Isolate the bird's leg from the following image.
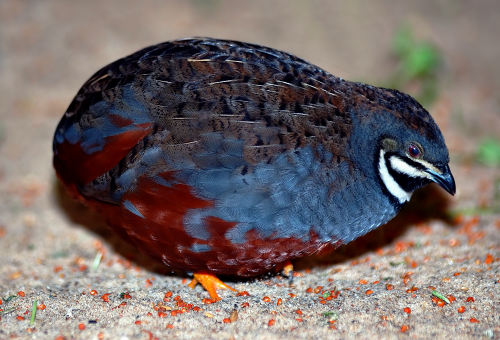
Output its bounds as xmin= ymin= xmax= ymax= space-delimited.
xmin=188 ymin=272 xmax=237 ymax=302
xmin=282 ymin=261 xmax=294 ymax=285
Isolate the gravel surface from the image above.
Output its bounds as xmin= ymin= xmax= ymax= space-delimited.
xmin=0 ymin=1 xmax=498 ymax=339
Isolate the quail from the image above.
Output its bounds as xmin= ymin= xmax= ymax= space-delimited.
xmin=53 ymin=38 xmax=455 ymax=301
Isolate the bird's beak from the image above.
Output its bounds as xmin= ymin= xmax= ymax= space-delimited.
xmin=426 ymin=164 xmax=456 ymax=195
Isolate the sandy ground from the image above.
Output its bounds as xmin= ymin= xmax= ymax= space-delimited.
xmin=0 ymin=1 xmax=498 ymax=339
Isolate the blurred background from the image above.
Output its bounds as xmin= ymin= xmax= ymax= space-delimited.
xmin=0 ymin=1 xmax=498 ymax=338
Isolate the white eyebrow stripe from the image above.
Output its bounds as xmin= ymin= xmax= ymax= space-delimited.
xmin=389 ymin=156 xmax=433 ymax=180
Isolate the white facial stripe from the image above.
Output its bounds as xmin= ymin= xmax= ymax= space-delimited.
xmin=389 ymin=156 xmax=433 ymax=180
xmin=411 ymin=158 xmax=441 ymax=174
xmin=378 ymin=150 xmax=411 ymax=203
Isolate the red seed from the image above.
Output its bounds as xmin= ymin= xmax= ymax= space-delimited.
xmin=289 ymin=293 xmax=296 ymax=298
xmin=386 ymin=284 xmax=394 ymax=291
xmin=466 ymin=297 xmax=475 ymax=302
xmin=16 ymin=315 xmax=25 ymax=321
xmin=166 ymin=324 xmax=174 ymax=329
xmin=78 ymin=323 xmax=85 ymax=330
xmin=241 ymin=302 xmax=249 ymax=308
xmin=158 ymin=312 xmax=166 ymax=318
xmin=448 ymin=295 xmax=456 ymax=303
xmin=277 ymin=298 xmax=282 ymax=306
xmin=17 ymin=291 xmax=25 ymax=297
xmin=401 ymin=325 xmax=409 ymax=333
xmin=237 ymin=291 xmax=250 ymax=297
xmin=485 ymin=254 xmax=493 ymax=264
xmin=101 ymin=293 xmax=110 ymax=302
xmin=90 ymin=290 xmax=98 ymax=296
xmin=358 ymin=279 xmax=368 ymax=285
xmin=223 ymin=318 xmax=231 ymax=323
xmin=262 ymin=296 xmax=271 ymax=302
xmin=268 ymin=319 xmax=275 ymax=326
xmin=295 ymin=309 xmax=303 ymax=315
xmin=37 ymin=304 xmax=46 ymax=310
xmin=403 ymin=307 xmax=411 ymax=314
xmin=164 ymin=291 xmax=172 ymax=298
xmin=135 ymin=320 xmax=141 ymax=325
xmin=458 ymin=306 xmax=466 ymax=313
xmin=365 ymin=290 xmax=374 ymax=295
xmin=470 ymin=318 xmax=480 ymax=323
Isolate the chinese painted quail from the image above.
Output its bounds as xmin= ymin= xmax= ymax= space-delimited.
xmin=53 ymin=38 xmax=455 ymax=300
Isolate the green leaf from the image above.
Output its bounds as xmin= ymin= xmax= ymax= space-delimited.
xmin=432 ymin=290 xmax=451 ymax=304
xmin=476 ymin=138 xmax=500 ymax=167
xmin=404 ymin=43 xmax=440 ymax=78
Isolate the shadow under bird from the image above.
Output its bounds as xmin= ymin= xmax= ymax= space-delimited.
xmin=53 ymin=38 xmax=455 ymax=301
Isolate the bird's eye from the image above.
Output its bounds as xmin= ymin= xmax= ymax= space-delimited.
xmin=408 ymin=143 xmax=422 ymax=158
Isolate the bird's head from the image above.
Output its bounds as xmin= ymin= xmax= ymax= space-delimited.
xmin=349 ymin=86 xmax=455 ymax=206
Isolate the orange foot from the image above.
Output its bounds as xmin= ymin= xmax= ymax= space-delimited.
xmin=283 ymin=261 xmax=294 ymax=277
xmin=188 ymin=272 xmax=237 ymax=302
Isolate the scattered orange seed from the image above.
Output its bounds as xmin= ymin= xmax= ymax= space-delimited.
xmin=53 ymin=266 xmax=63 ymax=273
xmin=223 ymin=318 xmax=231 ymax=323
xmin=277 ymin=298 xmax=282 ymax=306
xmin=403 ymin=307 xmax=411 ymax=314
xmin=17 ymin=291 xmax=25 ymax=297
xmin=359 ymin=279 xmax=368 ymax=284
xmin=401 ymin=325 xmax=409 ymax=333
xmin=381 ymin=315 xmax=388 ymax=321
xmin=268 ymin=319 xmax=275 ymax=326
xmin=365 ymin=290 xmax=374 ymax=295
xmin=485 ymin=254 xmax=493 ymax=264
xmin=448 ymin=295 xmax=456 ymax=303
xmin=386 ymin=284 xmax=394 ymax=291
xmin=262 ymin=296 xmax=271 ymax=302
xmin=145 ymin=279 xmax=153 ymax=287
xmin=458 ymin=306 xmax=466 ymax=313
xmin=437 ymin=300 xmax=445 ymax=307
xmin=295 ymin=309 xmax=303 ymax=315
xmin=55 ymin=336 xmax=66 ymax=340
xmin=101 ymin=293 xmax=110 ymax=302
xmin=37 ymin=304 xmax=46 ymax=310
xmin=306 ymin=287 xmax=313 ymax=293
xmin=165 ymin=291 xmax=172 ymax=298
xmin=372 ymin=280 xmax=380 ymax=284
xmin=78 ymin=323 xmax=85 ymax=330
xmin=314 ymin=286 xmax=323 ymax=294
xmin=135 ymin=320 xmax=141 ymax=325
xmin=236 ymin=291 xmax=249 ymax=297
xmin=453 ymin=272 xmax=461 ymax=276
xmin=289 ymin=293 xmax=296 ymax=298
xmin=166 ymin=324 xmax=174 ymax=329
xmin=296 ymin=318 xmax=303 ymax=322
xmin=16 ymin=315 xmax=25 ymax=321
xmin=466 ymin=297 xmax=475 ymax=302
xmin=90 ymin=290 xmax=98 ymax=296
xmin=158 ymin=312 xmax=166 ymax=318
xmin=241 ymin=302 xmax=249 ymax=308
xmin=470 ymin=318 xmax=480 ymax=323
